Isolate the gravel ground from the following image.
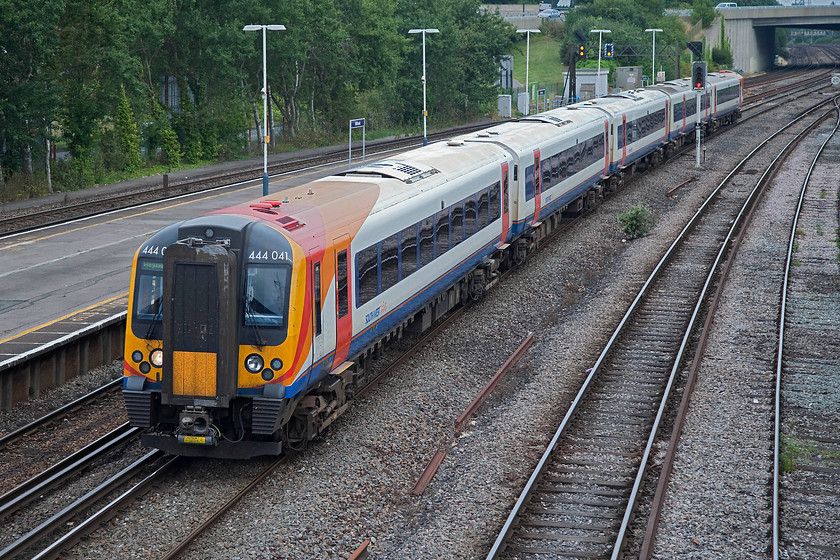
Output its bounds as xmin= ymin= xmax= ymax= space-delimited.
xmin=1 ymin=80 xmax=833 ymax=560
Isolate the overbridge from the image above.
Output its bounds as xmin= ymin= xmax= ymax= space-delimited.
xmin=719 ymin=5 xmax=840 ymax=73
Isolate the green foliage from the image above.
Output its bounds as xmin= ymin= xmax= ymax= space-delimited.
xmin=780 ymin=434 xmax=800 ymax=472
xmin=712 ymin=46 xmax=733 ymax=66
xmin=0 ymin=0 xmax=517 ymax=190
xmin=618 ymin=203 xmax=654 ymax=239
xmin=160 ymin=127 xmax=182 ymax=168
xmin=564 ymin=0 xmax=687 ymax=82
xmin=116 ymin=88 xmax=143 ymax=172
xmin=775 ymin=28 xmax=789 ymax=57
xmin=692 ymin=0 xmax=716 ymax=28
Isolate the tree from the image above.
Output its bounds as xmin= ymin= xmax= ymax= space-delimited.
xmin=0 ymin=0 xmax=64 ymax=180
xmin=116 ymin=88 xmax=142 ymax=171
xmin=564 ymin=0 xmax=686 ymax=82
xmin=57 ymin=0 xmax=135 ymax=185
xmin=392 ymin=0 xmax=515 ymax=125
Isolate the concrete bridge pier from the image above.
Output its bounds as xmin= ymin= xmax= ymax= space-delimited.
xmin=726 ymin=18 xmax=775 ymax=74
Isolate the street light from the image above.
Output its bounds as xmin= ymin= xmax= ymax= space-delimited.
xmin=590 ymin=29 xmax=611 ymax=96
xmin=408 ymin=28 xmax=439 ymax=146
xmin=243 ymin=24 xmax=286 ymax=196
xmin=517 ymin=29 xmax=540 ymax=110
xmin=645 ymin=28 xmax=663 ymax=83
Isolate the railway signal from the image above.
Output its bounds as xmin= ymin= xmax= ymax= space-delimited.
xmin=578 ymin=43 xmax=586 ymax=58
xmin=687 ymin=41 xmax=703 ymax=59
xmin=692 ymin=61 xmax=707 ymax=90
xmin=604 ymin=43 xmax=614 ymax=58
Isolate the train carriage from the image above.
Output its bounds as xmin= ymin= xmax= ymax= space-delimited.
xmin=574 ymin=91 xmax=669 ymax=174
xmin=708 ymin=71 xmax=743 ymax=127
xmin=456 ymin=105 xmax=609 ymax=235
xmin=124 ymin=140 xmax=520 ymax=458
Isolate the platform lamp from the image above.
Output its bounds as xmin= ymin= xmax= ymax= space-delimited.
xmin=243 ymin=24 xmax=286 ymax=196
xmin=517 ymin=29 xmax=540 ymax=108
xmin=590 ymin=29 xmax=611 ymax=95
xmin=408 ymin=28 xmax=439 ymax=146
xmin=645 ymin=28 xmax=664 ymax=83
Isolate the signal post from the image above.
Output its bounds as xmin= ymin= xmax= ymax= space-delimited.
xmin=692 ymin=61 xmax=707 ymax=168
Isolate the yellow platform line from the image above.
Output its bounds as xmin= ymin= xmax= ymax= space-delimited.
xmin=0 ymin=292 xmax=129 ymax=345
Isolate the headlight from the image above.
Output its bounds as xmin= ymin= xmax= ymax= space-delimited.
xmin=150 ymin=349 xmax=164 ymax=368
xmin=245 ymin=354 xmax=264 ymax=373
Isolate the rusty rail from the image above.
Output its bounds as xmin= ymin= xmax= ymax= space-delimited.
xmin=455 ymin=332 xmax=534 ymax=433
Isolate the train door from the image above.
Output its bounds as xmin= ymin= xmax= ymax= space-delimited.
xmin=603 ymin=123 xmax=610 ymax=178
xmin=682 ymin=94 xmax=687 ymax=131
xmin=713 ymin=86 xmax=718 ymax=116
xmin=309 ymin=248 xmax=327 ymax=372
xmin=333 ymin=237 xmax=352 ymax=366
xmin=621 ymin=114 xmax=628 ymax=167
xmin=499 ymin=162 xmax=510 ymax=246
xmin=533 ymin=149 xmax=542 ymax=223
xmin=665 ymin=100 xmax=670 ymax=140
xmin=162 ymin=241 xmax=238 ymax=405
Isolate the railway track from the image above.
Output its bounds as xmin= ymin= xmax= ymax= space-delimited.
xmin=485 ymin=95 xmax=840 ymax=560
xmin=0 ymin=449 xmax=172 ymax=560
xmin=773 ymin=100 xmax=840 ymax=560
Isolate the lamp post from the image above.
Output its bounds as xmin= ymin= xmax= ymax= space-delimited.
xmin=645 ymin=28 xmax=663 ymax=83
xmin=408 ymin=28 xmax=439 ymax=146
xmin=590 ymin=29 xmax=610 ymax=96
xmin=517 ymin=29 xmax=540 ymax=110
xmin=243 ymin=24 xmax=286 ymax=196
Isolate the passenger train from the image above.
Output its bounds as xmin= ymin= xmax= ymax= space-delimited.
xmin=122 ymin=71 xmax=742 ymax=458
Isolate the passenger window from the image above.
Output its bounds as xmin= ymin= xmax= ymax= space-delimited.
xmin=357 ymin=244 xmax=379 ymax=306
xmin=381 ymin=233 xmax=400 ymax=292
xmin=435 ymin=208 xmax=450 ymax=257
xmin=490 ymin=182 xmax=502 ymax=220
xmin=477 ymin=191 xmax=489 ymax=230
xmin=464 ymin=196 xmax=477 ymax=237
xmin=419 ymin=216 xmax=435 ymax=267
xmin=451 ymin=201 xmax=464 ymax=247
xmin=400 ymin=224 xmax=418 ymax=279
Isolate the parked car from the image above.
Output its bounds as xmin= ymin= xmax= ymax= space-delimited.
xmin=538 ymin=8 xmax=563 ymax=18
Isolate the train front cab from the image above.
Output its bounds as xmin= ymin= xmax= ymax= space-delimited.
xmin=123 ymin=217 xmax=308 ymax=458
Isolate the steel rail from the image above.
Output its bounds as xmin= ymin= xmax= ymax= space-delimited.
xmin=158 ymin=454 xmax=286 ymax=560
xmin=612 ymin=95 xmax=839 ymax=560
xmin=484 ymin=94 xmax=840 ymax=560
xmin=0 ymin=123 xmax=494 ymax=238
xmin=0 ymin=423 xmax=138 ymax=521
xmin=29 ymin=452 xmax=178 ymax=560
xmin=0 ymin=377 xmax=122 ymax=450
xmin=772 ymin=97 xmax=840 ymax=560
xmin=0 ymin=450 xmax=169 ymax=559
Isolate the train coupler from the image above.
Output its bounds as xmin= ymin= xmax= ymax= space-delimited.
xmin=175 ymin=406 xmax=216 ymax=445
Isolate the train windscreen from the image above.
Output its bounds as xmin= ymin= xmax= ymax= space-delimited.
xmin=244 ymin=264 xmax=292 ymax=327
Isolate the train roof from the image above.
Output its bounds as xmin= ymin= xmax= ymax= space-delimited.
xmin=450 ymin=106 xmax=605 ymax=152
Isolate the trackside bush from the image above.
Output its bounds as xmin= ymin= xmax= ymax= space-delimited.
xmin=618 ymin=204 xmax=654 ymax=239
